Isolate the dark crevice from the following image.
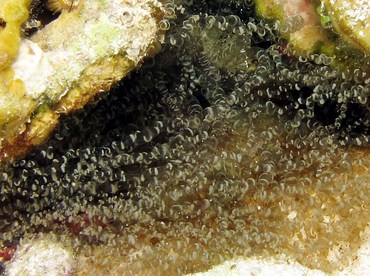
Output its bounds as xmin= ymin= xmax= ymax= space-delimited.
xmin=24 ymin=0 xmax=60 ymax=37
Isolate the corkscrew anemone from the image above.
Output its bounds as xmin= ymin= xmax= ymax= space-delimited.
xmin=1 ymin=0 xmax=369 ymax=274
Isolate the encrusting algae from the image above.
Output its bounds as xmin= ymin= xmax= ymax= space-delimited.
xmin=1 ymin=0 xmax=370 ymax=275
xmin=0 ymin=0 xmax=31 ymax=70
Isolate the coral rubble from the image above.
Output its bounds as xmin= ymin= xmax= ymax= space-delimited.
xmin=1 ymin=0 xmax=369 ymax=275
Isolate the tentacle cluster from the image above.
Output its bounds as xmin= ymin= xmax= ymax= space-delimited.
xmin=1 ymin=1 xmax=369 ymax=275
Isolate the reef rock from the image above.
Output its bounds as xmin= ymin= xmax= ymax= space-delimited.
xmin=6 ymin=234 xmax=75 ymax=276
xmin=0 ymin=0 xmax=165 ymax=162
xmin=256 ymin=0 xmax=370 ymax=70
